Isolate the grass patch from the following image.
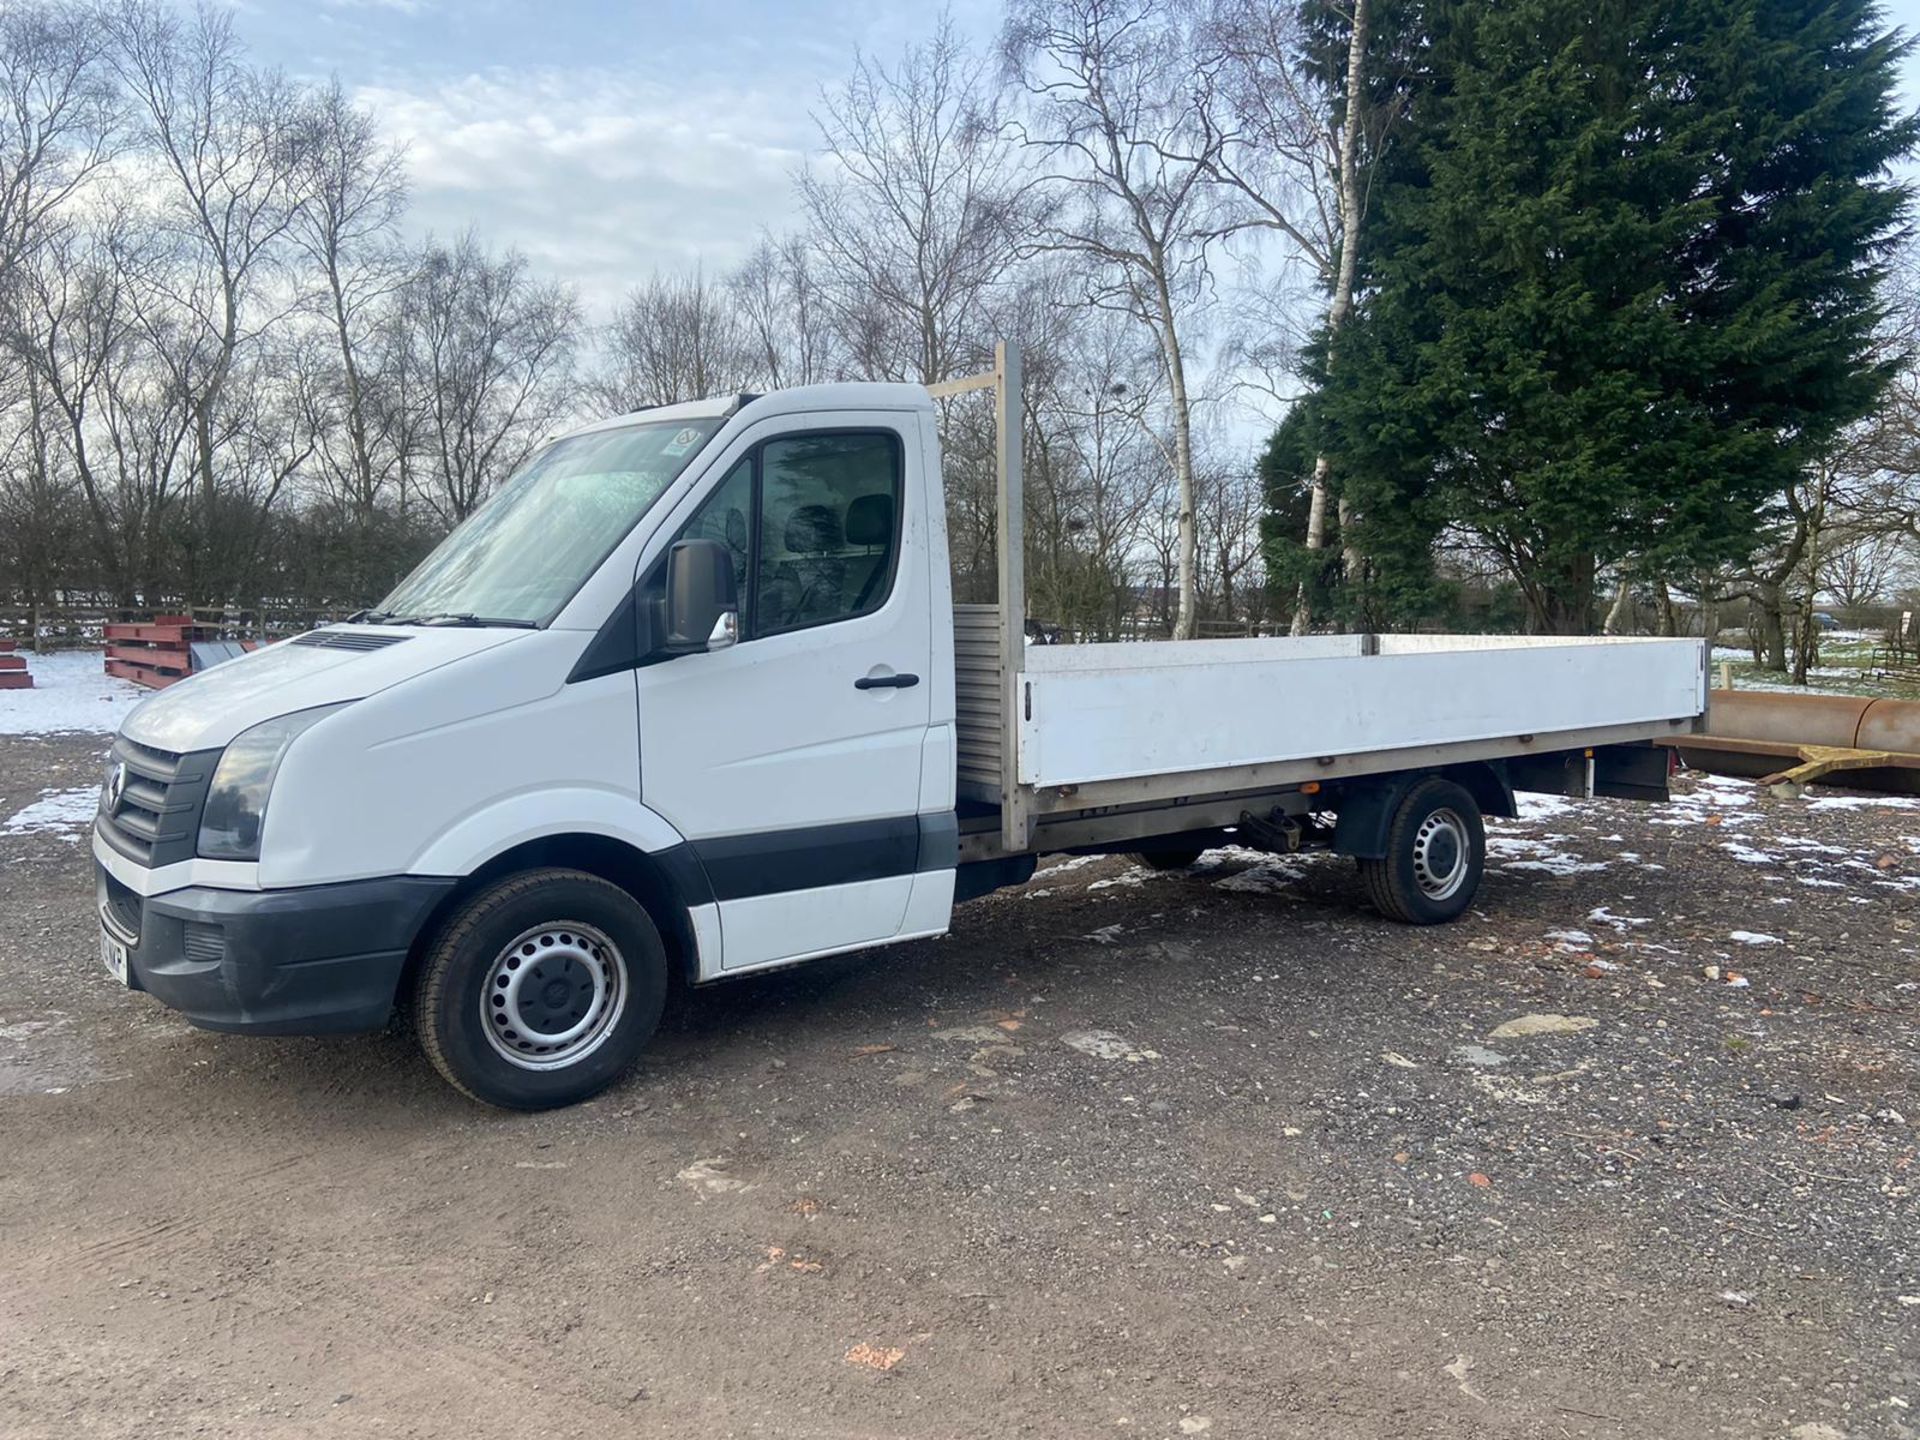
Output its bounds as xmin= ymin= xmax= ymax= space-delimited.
xmin=1708 ymin=630 xmax=1920 ymax=701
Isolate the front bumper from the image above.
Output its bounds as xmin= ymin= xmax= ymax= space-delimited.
xmin=97 ymin=863 xmax=458 ymax=1035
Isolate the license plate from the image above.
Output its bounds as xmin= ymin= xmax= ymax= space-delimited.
xmin=100 ymin=928 xmax=130 ymax=987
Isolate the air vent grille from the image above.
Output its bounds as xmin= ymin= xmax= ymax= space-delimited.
xmin=291 ymin=630 xmax=410 ymax=652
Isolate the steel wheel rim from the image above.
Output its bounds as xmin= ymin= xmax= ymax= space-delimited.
xmin=1411 ymin=807 xmax=1471 ymax=900
xmin=480 ymin=921 xmax=628 ymax=1071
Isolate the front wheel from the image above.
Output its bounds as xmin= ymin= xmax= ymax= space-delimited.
xmin=412 ymin=868 xmax=668 ymax=1110
xmin=1357 ymin=777 xmax=1485 ymax=924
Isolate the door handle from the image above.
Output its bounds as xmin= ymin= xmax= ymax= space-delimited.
xmin=855 ymin=673 xmax=919 ymax=690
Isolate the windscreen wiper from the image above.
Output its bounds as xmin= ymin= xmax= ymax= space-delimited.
xmin=393 ymin=612 xmax=539 ymax=629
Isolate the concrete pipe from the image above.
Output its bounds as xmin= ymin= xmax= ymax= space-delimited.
xmin=1855 ymin=697 xmax=1920 ymax=756
xmin=1705 ymin=690 xmax=1876 ymax=748
xmin=1676 ymin=688 xmax=1920 ymax=793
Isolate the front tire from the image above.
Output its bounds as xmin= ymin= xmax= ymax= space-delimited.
xmin=412 ymin=868 xmax=668 ymax=1110
xmin=1357 ymin=777 xmax=1485 ymax=924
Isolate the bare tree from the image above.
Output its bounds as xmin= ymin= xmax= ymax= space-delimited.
xmin=399 ymin=233 xmax=580 ymax=524
xmin=595 ymin=268 xmax=755 ymax=412
xmin=289 ymin=76 xmax=407 ymax=571
xmin=1002 ymin=0 xmax=1227 ymax=639
xmin=731 ymin=233 xmax=836 ymax=389
xmin=0 ymin=0 xmax=118 ymax=284
xmin=1826 ymin=529 xmax=1899 ymax=611
xmin=14 ymin=212 xmax=201 ymax=603
xmin=799 ymin=15 xmax=1021 ymax=385
xmin=1195 ymin=462 xmax=1265 ymax=627
xmin=104 ymin=0 xmax=312 ymax=598
xmin=1040 ymin=306 xmax=1167 ymax=635
xmin=0 ymin=3 xmax=121 ymax=630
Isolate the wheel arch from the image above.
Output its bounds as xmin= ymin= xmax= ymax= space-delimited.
xmin=1331 ymin=761 xmax=1511 ymax=859
xmin=403 ymin=833 xmax=712 ymax=999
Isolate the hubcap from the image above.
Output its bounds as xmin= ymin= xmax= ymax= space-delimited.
xmin=480 ymin=922 xmax=627 ymax=1071
xmin=1411 ymin=807 xmax=1471 ymax=901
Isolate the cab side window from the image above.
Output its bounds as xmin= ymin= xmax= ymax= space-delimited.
xmin=757 ymin=433 xmax=899 ymax=635
xmin=672 ymin=431 xmax=901 ymax=640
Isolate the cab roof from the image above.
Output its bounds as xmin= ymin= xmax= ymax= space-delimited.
xmin=558 ymin=382 xmax=936 ymax=443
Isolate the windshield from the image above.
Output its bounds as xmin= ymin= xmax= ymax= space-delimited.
xmin=373 ymin=417 xmax=725 ymax=625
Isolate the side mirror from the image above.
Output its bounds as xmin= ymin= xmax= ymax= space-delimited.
xmin=665 ymin=539 xmax=739 ymax=652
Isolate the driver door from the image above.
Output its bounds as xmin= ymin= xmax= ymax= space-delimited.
xmin=636 ymin=414 xmax=935 ymax=973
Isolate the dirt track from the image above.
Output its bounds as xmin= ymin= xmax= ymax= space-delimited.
xmin=2 ymin=730 xmax=1916 ymax=1439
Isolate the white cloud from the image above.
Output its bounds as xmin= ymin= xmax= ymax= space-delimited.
xmin=353 ymin=67 xmax=810 ymax=313
xmin=318 ymin=0 xmax=433 ymax=13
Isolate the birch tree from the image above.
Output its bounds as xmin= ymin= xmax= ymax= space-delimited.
xmin=1002 ymin=0 xmax=1225 ymax=639
xmin=1195 ymin=0 xmax=1401 ymax=632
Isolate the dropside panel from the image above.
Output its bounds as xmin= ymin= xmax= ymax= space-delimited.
xmin=1016 ymin=637 xmax=1705 ymax=790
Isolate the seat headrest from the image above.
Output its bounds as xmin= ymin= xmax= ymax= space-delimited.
xmin=784 ymin=504 xmax=839 ymax=554
xmin=845 ymin=493 xmax=893 ymax=547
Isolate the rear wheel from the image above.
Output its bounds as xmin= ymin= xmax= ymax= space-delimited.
xmin=412 ymin=868 xmax=668 ymax=1110
xmin=1357 ymin=777 xmax=1485 ymax=924
xmin=1129 ymin=846 xmax=1206 ymax=871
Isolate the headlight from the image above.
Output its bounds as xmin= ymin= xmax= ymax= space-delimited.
xmin=197 ymin=706 xmax=346 ymax=861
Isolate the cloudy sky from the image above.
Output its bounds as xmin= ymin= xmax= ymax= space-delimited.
xmin=237 ymin=0 xmax=1004 ymax=314
xmin=239 ymin=0 xmax=1920 ymax=321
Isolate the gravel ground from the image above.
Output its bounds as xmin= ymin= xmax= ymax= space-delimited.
xmin=1 ymin=730 xmax=1916 ymax=1439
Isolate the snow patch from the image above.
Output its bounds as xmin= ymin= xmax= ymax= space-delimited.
xmin=0 ymin=651 xmax=144 ymax=735
xmin=1032 ymin=855 xmax=1099 ymax=880
xmin=1719 ymin=841 xmax=1777 ymax=866
xmin=1488 ymin=835 xmax=1610 ymax=875
xmin=1588 ymin=906 xmax=1650 ymax=931
xmin=1514 ymin=793 xmax=1581 ymax=821
xmin=1651 ymin=774 xmax=1759 ymax=829
xmin=1773 ymin=837 xmax=1849 ymax=856
xmin=3 ymin=787 xmax=99 ymax=840
xmin=1806 ymin=795 xmax=1920 ymax=812
xmin=1728 ymin=930 xmax=1782 ymax=946
xmin=1089 ymin=867 xmax=1161 ymax=891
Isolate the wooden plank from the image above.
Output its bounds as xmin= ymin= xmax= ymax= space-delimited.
xmin=925 ymin=370 xmax=998 ymax=399
xmin=0 ymin=671 xmax=32 ymax=690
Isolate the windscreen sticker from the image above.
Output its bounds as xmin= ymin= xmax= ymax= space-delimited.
xmin=663 ymin=427 xmax=703 ymax=457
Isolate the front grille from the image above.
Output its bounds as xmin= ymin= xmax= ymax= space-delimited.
xmin=100 ymin=869 xmax=143 ymax=942
xmin=96 ymin=736 xmax=220 ymax=867
xmin=291 ymin=630 xmax=409 ymax=652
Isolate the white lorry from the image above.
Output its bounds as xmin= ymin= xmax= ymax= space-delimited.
xmin=92 ymin=347 xmax=1708 ymax=1108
